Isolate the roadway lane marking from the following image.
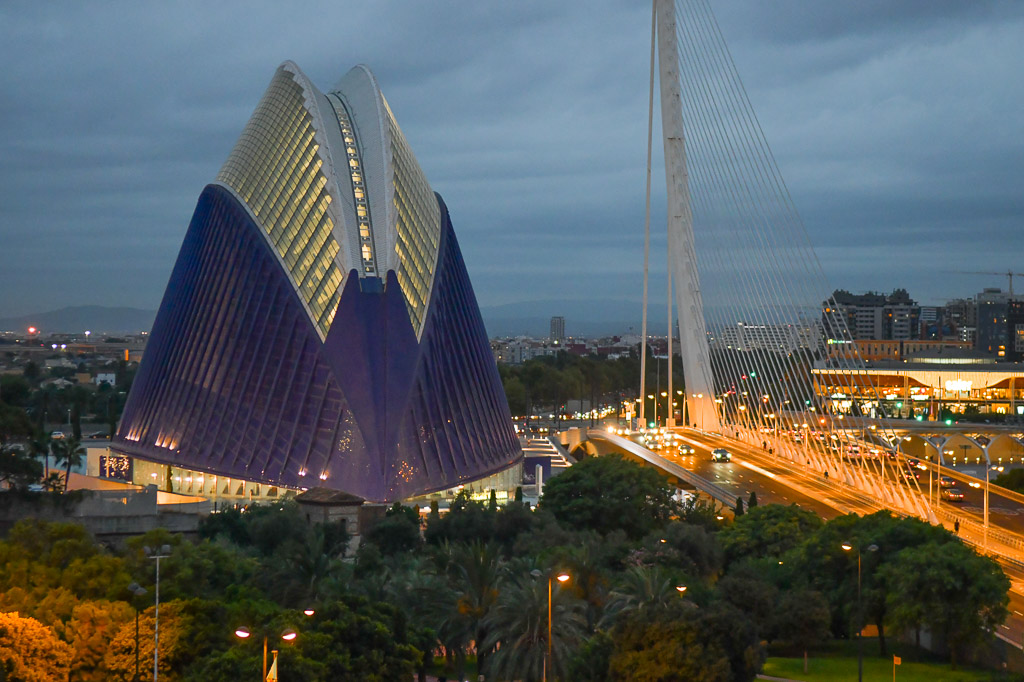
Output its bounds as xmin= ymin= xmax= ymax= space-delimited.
xmin=735 ymin=459 xmax=777 ymax=480
xmin=1015 ymin=611 xmax=1023 ymax=616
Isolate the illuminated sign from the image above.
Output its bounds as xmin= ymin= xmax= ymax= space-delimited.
xmin=99 ymin=454 xmax=133 ymax=482
xmin=944 ymin=380 xmax=972 ymax=392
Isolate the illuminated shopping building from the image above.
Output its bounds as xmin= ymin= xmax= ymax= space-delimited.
xmin=112 ymin=62 xmax=521 ymax=502
xmin=813 ymin=346 xmax=1024 ymax=420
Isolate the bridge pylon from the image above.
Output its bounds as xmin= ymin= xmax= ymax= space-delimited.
xmin=656 ymin=0 xmax=719 ymax=432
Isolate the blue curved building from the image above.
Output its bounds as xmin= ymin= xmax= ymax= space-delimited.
xmin=113 ymin=63 xmax=521 ymax=502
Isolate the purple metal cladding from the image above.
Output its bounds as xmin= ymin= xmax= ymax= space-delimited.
xmin=114 ymin=184 xmax=520 ymax=501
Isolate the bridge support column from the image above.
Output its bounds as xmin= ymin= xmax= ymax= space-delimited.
xmin=656 ymin=0 xmax=719 ymax=432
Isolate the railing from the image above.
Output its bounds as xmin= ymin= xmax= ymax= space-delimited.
xmin=587 ymin=429 xmax=737 ymax=507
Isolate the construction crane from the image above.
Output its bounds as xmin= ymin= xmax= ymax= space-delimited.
xmin=956 ymin=270 xmax=1024 ymax=298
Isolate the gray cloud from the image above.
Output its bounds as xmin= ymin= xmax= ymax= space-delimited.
xmin=0 ymin=0 xmax=1020 ymax=320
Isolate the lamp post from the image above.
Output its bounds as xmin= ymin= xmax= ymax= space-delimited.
xmin=127 ymin=582 xmax=147 ymax=682
xmin=144 ymin=544 xmax=171 ymax=682
xmin=802 ymin=422 xmax=810 ymax=465
xmin=842 ymin=541 xmax=878 ymax=682
xmin=532 ymin=569 xmax=570 ymax=682
xmin=235 ymin=626 xmax=297 ymax=681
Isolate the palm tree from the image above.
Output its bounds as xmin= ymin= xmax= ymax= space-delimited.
xmin=482 ymin=573 xmax=587 ymax=682
xmin=29 ymin=433 xmax=52 ymax=482
xmin=435 ymin=542 xmax=504 ymax=679
xmin=52 ymin=436 xmax=84 ymax=490
xmin=600 ymin=565 xmax=690 ymax=628
xmin=554 ymin=538 xmax=611 ymax=632
xmin=285 ymin=523 xmax=349 ymax=604
xmin=383 ymin=555 xmax=455 ymax=682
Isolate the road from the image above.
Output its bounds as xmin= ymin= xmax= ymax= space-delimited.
xmin=592 ymin=426 xmax=1024 ymax=650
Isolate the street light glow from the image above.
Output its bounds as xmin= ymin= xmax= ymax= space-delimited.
xmin=303 ymin=609 xmax=315 ymax=616
xmin=675 ymin=585 xmax=687 ymax=592
xmin=234 ymin=627 xmax=252 ymax=639
xmin=281 ymin=629 xmax=297 ymax=641
xmin=841 ymin=542 xmax=853 ymax=551
xmin=556 ymin=573 xmax=570 ymax=583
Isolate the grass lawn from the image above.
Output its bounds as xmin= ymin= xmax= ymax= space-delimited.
xmin=763 ymin=639 xmax=996 ymax=681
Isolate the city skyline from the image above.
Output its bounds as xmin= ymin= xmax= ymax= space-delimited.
xmin=1 ymin=1 xmax=1022 ymax=318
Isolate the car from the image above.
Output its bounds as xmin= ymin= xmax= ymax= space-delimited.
xmin=50 ymin=431 xmax=65 ymax=440
xmin=677 ymin=445 xmax=695 ymax=455
xmin=902 ymin=467 xmax=920 ymax=482
xmin=939 ymin=475 xmax=956 ymax=488
xmin=711 ymin=448 xmax=731 ymax=462
xmin=941 ymin=488 xmax=965 ymax=502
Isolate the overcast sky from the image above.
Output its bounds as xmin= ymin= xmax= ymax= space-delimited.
xmin=1 ymin=0 xmax=1022 ymax=320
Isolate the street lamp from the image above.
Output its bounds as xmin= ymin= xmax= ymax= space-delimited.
xmin=531 ymin=569 xmax=570 ymax=682
xmin=127 ymin=582 xmax=147 ymax=682
xmin=143 ymin=544 xmax=171 ymax=682
xmin=841 ymin=541 xmax=878 ymax=682
xmin=234 ymin=626 xmax=298 ymax=680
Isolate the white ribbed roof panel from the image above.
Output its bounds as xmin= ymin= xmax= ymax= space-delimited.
xmin=330 ymin=66 xmax=394 ymax=276
xmin=216 ymin=60 xmax=442 ymax=338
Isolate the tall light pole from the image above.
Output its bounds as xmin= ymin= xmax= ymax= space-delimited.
xmin=532 ymin=569 xmax=570 ymax=682
xmin=127 ymin=582 xmax=147 ymax=682
xmin=842 ymin=541 xmax=878 ymax=682
xmin=235 ymin=627 xmax=297 ymax=680
xmin=144 ymin=545 xmax=171 ymax=681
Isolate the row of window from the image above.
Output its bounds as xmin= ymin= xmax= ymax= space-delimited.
xmin=216 ymin=70 xmax=345 ymax=337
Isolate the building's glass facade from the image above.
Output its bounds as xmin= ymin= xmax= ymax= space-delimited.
xmin=114 ymin=62 xmax=521 ymax=502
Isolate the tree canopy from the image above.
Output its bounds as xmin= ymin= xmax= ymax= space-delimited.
xmin=540 ymin=454 xmax=675 ymax=538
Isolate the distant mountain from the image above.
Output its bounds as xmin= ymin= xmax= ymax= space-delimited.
xmin=0 ymin=300 xmax=667 ymax=338
xmin=0 ymin=306 xmax=157 ymax=334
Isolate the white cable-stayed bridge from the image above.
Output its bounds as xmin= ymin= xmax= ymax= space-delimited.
xmin=610 ymin=0 xmax=1024 ymax=584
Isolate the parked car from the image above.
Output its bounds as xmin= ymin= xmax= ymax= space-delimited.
xmin=939 ymin=475 xmax=956 ymax=488
xmin=49 ymin=431 xmax=65 ymax=440
xmin=941 ymin=488 xmax=965 ymax=502
xmin=712 ymin=448 xmax=731 ymax=463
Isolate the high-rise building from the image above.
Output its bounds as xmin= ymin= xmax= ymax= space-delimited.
xmin=550 ymin=316 xmax=565 ymax=342
xmin=712 ymin=322 xmax=820 ymax=352
xmin=977 ymin=288 xmax=1010 ymax=357
xmin=113 ymin=62 xmax=521 ymax=502
xmin=1009 ymin=300 xmax=1024 ymax=362
xmin=824 ymin=289 xmax=920 ymax=341
xmin=944 ymin=297 xmax=977 ymax=343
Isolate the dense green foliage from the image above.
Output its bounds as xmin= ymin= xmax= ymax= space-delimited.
xmin=497 ymin=351 xmax=647 ymax=418
xmin=0 ymin=454 xmax=1011 ymax=679
xmin=993 ymin=467 xmax=1024 ymax=493
xmin=540 ymin=454 xmax=676 ymax=538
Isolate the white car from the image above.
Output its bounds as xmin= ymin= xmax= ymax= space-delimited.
xmin=50 ymin=431 xmax=65 ymax=440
